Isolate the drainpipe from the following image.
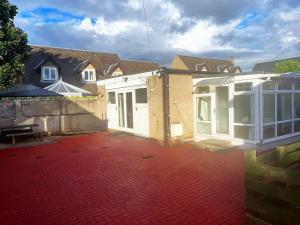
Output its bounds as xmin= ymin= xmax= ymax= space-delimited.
xmin=161 ymin=68 xmax=170 ymax=146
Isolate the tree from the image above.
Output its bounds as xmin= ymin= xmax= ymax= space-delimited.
xmin=275 ymin=59 xmax=300 ymax=73
xmin=0 ymin=0 xmax=31 ymax=90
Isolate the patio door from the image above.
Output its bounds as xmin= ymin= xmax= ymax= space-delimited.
xmin=215 ymin=86 xmax=229 ymax=134
xmin=196 ymin=96 xmax=212 ymax=134
xmin=117 ymin=92 xmax=134 ymax=129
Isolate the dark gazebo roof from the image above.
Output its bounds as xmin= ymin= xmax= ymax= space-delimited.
xmin=0 ymin=84 xmax=60 ymax=98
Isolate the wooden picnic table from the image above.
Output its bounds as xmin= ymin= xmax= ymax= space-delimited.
xmin=0 ymin=124 xmax=42 ymax=144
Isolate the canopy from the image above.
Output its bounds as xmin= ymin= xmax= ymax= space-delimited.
xmin=194 ymin=76 xmax=233 ymax=87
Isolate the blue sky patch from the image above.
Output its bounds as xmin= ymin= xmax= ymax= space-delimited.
xmin=236 ymin=11 xmax=265 ymax=29
xmin=20 ymin=7 xmax=84 ymax=24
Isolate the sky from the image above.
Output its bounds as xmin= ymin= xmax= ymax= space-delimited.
xmin=11 ymin=0 xmax=300 ymax=71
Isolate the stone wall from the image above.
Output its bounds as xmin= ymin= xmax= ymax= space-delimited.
xmin=0 ymin=98 xmax=106 ymax=134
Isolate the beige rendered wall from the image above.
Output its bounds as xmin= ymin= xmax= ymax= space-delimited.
xmin=169 ymin=74 xmax=194 ymax=140
xmin=97 ymin=85 xmax=108 ymax=129
xmin=148 ymin=76 xmax=164 ymax=141
xmin=170 ymin=56 xmax=188 ymax=70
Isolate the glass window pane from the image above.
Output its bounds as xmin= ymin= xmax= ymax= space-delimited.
xmin=263 ymin=94 xmax=275 ymax=123
xmin=84 ymin=71 xmax=89 ymax=80
xmin=294 ymin=93 xmax=300 ymax=119
xmin=135 ymin=88 xmax=148 ymax=103
xmin=277 ymin=122 xmax=292 ymax=136
xmin=197 ymin=97 xmax=211 ymax=121
xmin=44 ymin=68 xmax=50 ymax=79
xmin=262 ymin=81 xmax=275 ymax=90
xmin=294 ymin=82 xmax=300 ymax=90
xmin=234 ymin=82 xmax=252 ymax=92
xmin=294 ymin=120 xmax=300 ymax=133
xmin=278 ymin=81 xmax=292 ymax=90
xmin=234 ymin=95 xmax=254 ymax=124
xmin=234 ymin=126 xmax=254 ymax=140
xmin=196 ymin=86 xmax=210 ymax=94
xmin=277 ymin=94 xmax=292 ymax=121
xmin=50 ymin=68 xmax=56 ymax=79
xmin=108 ymin=92 xmax=116 ymax=104
xmin=263 ymin=125 xmax=275 ymax=139
xmin=196 ymin=122 xmax=211 ymax=134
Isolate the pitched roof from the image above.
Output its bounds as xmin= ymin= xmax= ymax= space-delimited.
xmin=176 ymin=55 xmax=238 ymax=73
xmin=44 ymin=79 xmax=92 ymax=96
xmin=24 ymin=45 xmax=121 ymax=94
xmin=107 ymin=59 xmax=160 ymax=76
xmin=253 ymin=57 xmax=300 ymax=73
xmin=0 ymin=84 xmax=60 ymax=97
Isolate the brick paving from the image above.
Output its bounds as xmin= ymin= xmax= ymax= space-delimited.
xmin=0 ymin=132 xmax=245 ymax=225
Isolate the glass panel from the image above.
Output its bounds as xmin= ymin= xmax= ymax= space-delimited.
xmin=262 ymin=81 xmax=275 ymax=90
xmin=294 ymin=93 xmax=300 ymax=119
xmin=263 ymin=94 xmax=275 ymax=123
xmin=295 ymin=82 xmax=300 ymax=90
xmin=277 ymin=94 xmax=292 ymax=121
xmin=277 ymin=122 xmax=292 ymax=136
xmin=234 ymin=126 xmax=254 ymax=140
xmin=108 ymin=92 xmax=116 ymax=104
xmin=118 ymin=93 xmax=125 ymax=127
xmin=84 ymin=71 xmax=89 ymax=80
xmin=126 ymin=92 xmax=133 ymax=129
xmin=89 ymin=71 xmax=94 ymax=80
xmin=197 ymin=97 xmax=211 ymax=121
xmin=135 ymin=88 xmax=148 ymax=103
xmin=196 ymin=122 xmax=211 ymax=134
xmin=278 ymin=81 xmax=292 ymax=90
xmin=50 ymin=68 xmax=56 ymax=79
xmin=294 ymin=120 xmax=300 ymax=133
xmin=44 ymin=68 xmax=50 ymax=79
xmin=234 ymin=95 xmax=254 ymax=124
xmin=196 ymin=86 xmax=210 ymax=94
xmin=263 ymin=124 xmax=275 ymax=139
xmin=234 ymin=82 xmax=252 ymax=92
xmin=216 ymin=86 xmax=229 ymax=134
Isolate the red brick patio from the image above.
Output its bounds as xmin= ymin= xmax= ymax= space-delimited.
xmin=0 ymin=132 xmax=245 ymax=225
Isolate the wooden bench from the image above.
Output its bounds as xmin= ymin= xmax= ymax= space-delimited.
xmin=6 ymin=131 xmax=42 ymax=144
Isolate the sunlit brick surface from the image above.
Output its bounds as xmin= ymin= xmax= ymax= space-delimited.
xmin=0 ymin=132 xmax=245 ymax=225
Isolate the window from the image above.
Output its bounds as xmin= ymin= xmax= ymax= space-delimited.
xmin=277 ymin=94 xmax=292 ymax=121
xmin=82 ymin=70 xmax=95 ymax=82
xmin=42 ymin=67 xmax=57 ymax=81
xmin=234 ymin=95 xmax=254 ymax=124
xmin=263 ymin=94 xmax=275 ymax=123
xmin=196 ymin=96 xmax=211 ymax=134
xmin=112 ymin=71 xmax=123 ymax=77
xmin=294 ymin=93 xmax=300 ymax=118
xmin=195 ymin=86 xmax=210 ymax=94
xmin=278 ymin=81 xmax=292 ymax=90
xmin=135 ymin=88 xmax=148 ymax=103
xmin=108 ymin=92 xmax=116 ymax=104
xmin=234 ymin=82 xmax=252 ymax=92
xmin=262 ymin=81 xmax=275 ymax=90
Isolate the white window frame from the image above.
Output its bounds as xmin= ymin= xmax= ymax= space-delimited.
xmin=42 ymin=66 xmax=58 ymax=81
xmin=261 ymin=80 xmax=299 ymax=142
xmin=232 ymin=81 xmax=256 ymax=141
xmin=82 ymin=69 xmax=96 ymax=82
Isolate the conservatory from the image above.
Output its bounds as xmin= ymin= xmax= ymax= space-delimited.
xmin=193 ymin=73 xmax=300 ymax=144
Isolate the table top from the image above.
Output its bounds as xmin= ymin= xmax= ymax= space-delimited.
xmin=0 ymin=124 xmax=39 ymax=130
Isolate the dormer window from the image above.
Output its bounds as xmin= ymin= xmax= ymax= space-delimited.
xmin=112 ymin=71 xmax=123 ymax=77
xmin=42 ymin=66 xmax=58 ymax=81
xmin=82 ymin=69 xmax=96 ymax=82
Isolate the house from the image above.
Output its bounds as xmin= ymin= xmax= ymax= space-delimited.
xmin=171 ymin=55 xmax=242 ymax=73
xmin=98 ymin=54 xmax=300 ymax=150
xmin=253 ymin=57 xmax=300 ymax=73
xmin=23 ymin=45 xmax=159 ymax=95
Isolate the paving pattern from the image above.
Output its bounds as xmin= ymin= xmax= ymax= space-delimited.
xmin=0 ymin=132 xmax=245 ymax=225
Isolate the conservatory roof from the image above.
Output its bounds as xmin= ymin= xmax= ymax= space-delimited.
xmin=44 ymin=79 xmax=92 ymax=96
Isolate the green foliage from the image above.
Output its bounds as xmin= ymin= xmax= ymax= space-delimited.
xmin=0 ymin=0 xmax=31 ymax=90
xmin=275 ymin=59 xmax=300 ymax=73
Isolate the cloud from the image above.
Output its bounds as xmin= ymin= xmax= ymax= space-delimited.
xmin=10 ymin=0 xmax=300 ymax=71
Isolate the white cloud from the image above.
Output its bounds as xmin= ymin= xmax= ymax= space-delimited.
xmin=76 ymin=17 xmax=141 ymax=36
xmin=171 ymin=20 xmax=236 ymax=52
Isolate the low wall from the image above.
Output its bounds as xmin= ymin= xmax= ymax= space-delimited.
xmin=0 ymin=98 xmax=106 ymax=134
